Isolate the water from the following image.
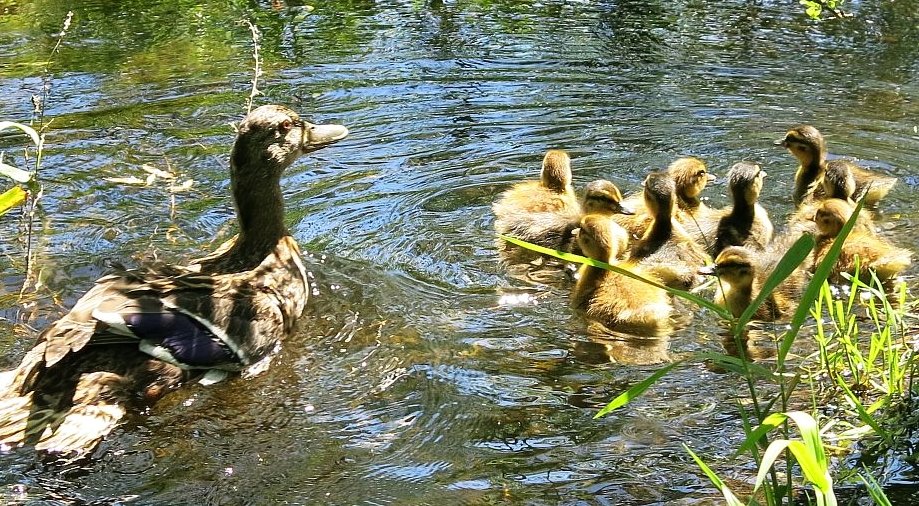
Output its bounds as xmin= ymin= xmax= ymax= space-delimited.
xmin=1 ymin=0 xmax=918 ymax=503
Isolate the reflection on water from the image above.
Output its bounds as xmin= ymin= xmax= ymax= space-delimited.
xmin=1 ymin=0 xmax=919 ymax=503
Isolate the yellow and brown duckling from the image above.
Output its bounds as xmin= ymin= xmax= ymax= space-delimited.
xmin=0 ymin=105 xmax=348 ymax=454
xmin=572 ymin=214 xmax=672 ymax=336
xmin=615 ymin=157 xmax=715 ymax=238
xmin=571 ymin=179 xmax=635 ymax=258
xmin=698 ymin=246 xmax=805 ymax=321
xmin=668 ymin=156 xmax=716 ymax=221
xmin=628 ymin=171 xmax=711 ymax=290
xmin=813 ymin=199 xmax=912 ymax=282
xmin=493 ymin=149 xmax=581 ymax=261
xmin=776 ymin=125 xmax=896 ymax=207
xmin=708 ymin=161 xmax=774 ymax=256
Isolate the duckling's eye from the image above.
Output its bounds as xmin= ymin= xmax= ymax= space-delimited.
xmin=696 ymin=170 xmax=706 ymax=178
xmin=279 ymin=119 xmax=293 ymax=133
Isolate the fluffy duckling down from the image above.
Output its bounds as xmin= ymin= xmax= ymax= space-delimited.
xmin=572 ymin=214 xmax=672 ymax=336
xmin=570 ymin=179 xmax=635 ymax=258
xmin=776 ymin=124 xmax=896 ymax=207
xmin=699 ymin=246 xmax=806 ymax=321
xmin=493 ymin=149 xmax=581 ymax=261
xmin=813 ymin=199 xmax=912 ymax=282
xmin=708 ymin=161 xmax=773 ymax=257
xmin=627 ymin=171 xmax=711 ymax=290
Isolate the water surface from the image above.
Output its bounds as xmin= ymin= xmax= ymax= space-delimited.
xmin=1 ymin=0 xmax=918 ymax=503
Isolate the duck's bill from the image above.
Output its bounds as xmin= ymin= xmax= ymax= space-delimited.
xmin=302 ymin=123 xmax=349 ymax=152
xmin=697 ymin=265 xmax=717 ymax=276
xmin=773 ymin=138 xmax=788 ymax=147
xmin=618 ymin=205 xmax=635 ymax=216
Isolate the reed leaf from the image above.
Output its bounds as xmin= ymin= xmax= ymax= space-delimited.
xmin=499 ymin=235 xmax=733 ymax=320
xmin=593 ymin=361 xmax=681 ymax=419
xmin=0 ymin=121 xmax=40 ymax=146
xmin=736 ymin=234 xmax=814 ymax=330
xmin=683 ymin=444 xmax=745 ymax=506
xmin=0 ymin=186 xmax=26 ymax=216
xmin=778 ymin=197 xmax=865 ymax=366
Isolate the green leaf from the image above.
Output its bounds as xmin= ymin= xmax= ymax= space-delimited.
xmin=694 ymin=351 xmax=775 ymax=380
xmin=737 ymin=412 xmax=789 ymax=457
xmin=778 ymin=197 xmax=865 ymax=366
xmin=737 ymin=234 xmax=814 ymax=329
xmin=0 ymin=160 xmax=33 ymax=183
xmin=755 ymin=439 xmax=792 ymax=492
xmin=683 ymin=444 xmax=745 ymax=506
xmin=593 ymin=361 xmax=681 ymax=419
xmin=0 ymin=121 xmax=41 ymax=146
xmin=499 ymin=234 xmax=733 ymax=320
xmin=0 ymin=186 xmax=26 ymax=216
xmin=860 ymin=470 xmax=892 ymax=506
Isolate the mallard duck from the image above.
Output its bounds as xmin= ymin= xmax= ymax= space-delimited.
xmin=615 ymin=157 xmax=714 ymax=237
xmin=813 ymin=199 xmax=912 ymax=282
xmin=572 ymin=214 xmax=672 ymax=336
xmin=776 ymin=125 xmax=896 ymax=207
xmin=0 ymin=105 xmax=348 ymax=454
xmin=493 ymin=149 xmax=581 ymax=261
xmin=628 ymin=171 xmax=711 ymax=289
xmin=698 ymin=246 xmax=805 ymax=321
xmin=569 ymin=179 xmax=634 ymax=258
xmin=708 ymin=162 xmax=773 ymax=256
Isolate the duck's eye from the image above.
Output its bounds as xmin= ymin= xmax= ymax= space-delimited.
xmin=697 ymin=170 xmax=706 ymax=178
xmin=279 ymin=119 xmax=293 ymax=133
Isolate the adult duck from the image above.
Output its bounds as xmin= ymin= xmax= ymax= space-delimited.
xmin=775 ymin=124 xmax=896 ymax=207
xmin=493 ymin=149 xmax=580 ymax=262
xmin=0 ymin=105 xmax=348 ymax=454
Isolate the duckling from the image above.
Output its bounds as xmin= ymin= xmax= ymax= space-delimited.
xmin=572 ymin=214 xmax=672 ymax=336
xmin=571 ymin=179 xmax=634 ymax=258
xmin=614 ymin=157 xmax=715 ymax=238
xmin=776 ymin=125 xmax=896 ymax=207
xmin=813 ymin=199 xmax=912 ymax=282
xmin=698 ymin=246 xmax=805 ymax=321
xmin=0 ymin=105 xmax=348 ymax=454
xmin=493 ymin=149 xmax=581 ymax=261
xmin=710 ymin=162 xmax=773 ymax=256
xmin=629 ymin=171 xmax=711 ymax=290
xmin=668 ymin=156 xmax=716 ymax=220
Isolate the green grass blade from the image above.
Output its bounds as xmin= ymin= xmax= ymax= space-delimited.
xmin=683 ymin=444 xmax=746 ymax=506
xmin=593 ymin=361 xmax=681 ymax=419
xmin=0 ymin=121 xmax=40 ymax=146
xmin=0 ymin=185 xmax=26 ymax=216
xmin=737 ymin=234 xmax=814 ymax=328
xmin=860 ymin=470 xmax=892 ymax=506
xmin=736 ymin=411 xmax=789 ymax=457
xmin=778 ymin=197 xmax=865 ymax=366
xmin=499 ymin=235 xmax=733 ymax=320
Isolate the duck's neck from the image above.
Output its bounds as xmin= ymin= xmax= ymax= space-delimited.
xmin=634 ymin=209 xmax=673 ymax=259
xmin=794 ymin=157 xmax=826 ymax=207
xmin=721 ymin=280 xmax=753 ymax=318
xmin=574 ymin=264 xmax=607 ymax=308
xmin=677 ymin=191 xmax=700 ymax=212
xmin=233 ymin=177 xmax=288 ymax=252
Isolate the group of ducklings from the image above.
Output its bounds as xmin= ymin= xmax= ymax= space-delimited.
xmin=493 ymin=125 xmax=911 ymax=336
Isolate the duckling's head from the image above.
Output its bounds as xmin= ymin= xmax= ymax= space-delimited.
xmin=232 ymin=104 xmax=349 ymax=179
xmin=775 ymin=125 xmax=826 ymax=167
xmin=642 ymin=171 xmax=675 ymax=218
xmin=582 ymin=180 xmax=635 ymax=216
xmin=727 ymin=161 xmax=766 ymax=205
xmin=698 ymin=246 xmax=755 ymax=286
xmin=540 ymin=149 xmax=573 ymax=192
xmin=574 ymin=214 xmax=620 ymax=263
xmin=814 ymin=198 xmax=853 ymax=237
xmin=667 ymin=157 xmax=714 ymax=201
xmin=823 ymin=160 xmax=857 ymax=201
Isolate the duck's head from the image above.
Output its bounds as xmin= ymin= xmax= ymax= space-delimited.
xmin=540 ymin=149 xmax=573 ymax=192
xmin=642 ymin=171 xmax=675 ymax=218
xmin=582 ymin=180 xmax=634 ymax=216
xmin=775 ymin=125 xmax=826 ymax=167
xmin=814 ymin=198 xmax=852 ymax=237
xmin=822 ymin=160 xmax=857 ymax=202
xmin=667 ymin=157 xmax=714 ymax=201
xmin=727 ymin=161 xmax=766 ymax=205
xmin=231 ymin=105 xmax=349 ymax=178
xmin=698 ymin=246 xmax=755 ymax=286
xmin=573 ymin=214 xmax=619 ymax=263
